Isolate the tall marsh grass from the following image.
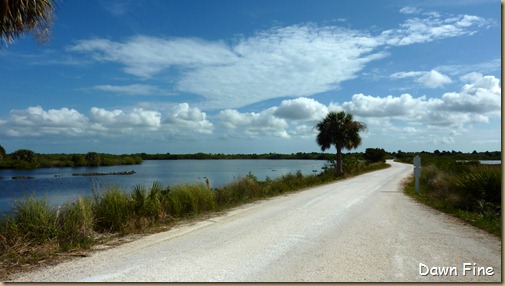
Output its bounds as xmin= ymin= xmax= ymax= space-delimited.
xmin=58 ymin=197 xmax=95 ymax=250
xmin=0 ymin=196 xmax=95 ymax=265
xmin=93 ymin=187 xmax=133 ymax=233
xmin=167 ymin=183 xmax=215 ymax=217
xmin=214 ymin=172 xmax=265 ymax=207
xmin=11 ymin=196 xmax=58 ymax=243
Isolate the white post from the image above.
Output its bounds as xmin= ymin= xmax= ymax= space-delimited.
xmin=414 ymin=155 xmax=421 ymax=194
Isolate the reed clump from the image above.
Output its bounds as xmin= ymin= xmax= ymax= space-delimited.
xmin=57 ymin=197 xmax=95 ymax=250
xmin=167 ymin=183 xmax=215 ymax=217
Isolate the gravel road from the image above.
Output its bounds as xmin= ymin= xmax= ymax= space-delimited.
xmin=8 ymin=161 xmax=501 ymax=282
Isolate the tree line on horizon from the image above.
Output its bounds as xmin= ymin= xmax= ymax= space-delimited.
xmin=0 ymin=148 xmax=143 ymax=169
xmin=0 ymin=143 xmax=500 ymax=170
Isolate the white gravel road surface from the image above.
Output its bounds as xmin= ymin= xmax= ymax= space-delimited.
xmin=8 ymin=161 xmax=501 ymax=282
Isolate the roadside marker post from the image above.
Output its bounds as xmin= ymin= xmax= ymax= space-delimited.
xmin=414 ymin=155 xmax=421 ymax=194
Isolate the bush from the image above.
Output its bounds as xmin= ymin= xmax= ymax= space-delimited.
xmin=343 ymin=156 xmax=365 ymax=175
xmin=364 ymin=148 xmax=386 ymax=163
xmin=456 ymin=166 xmax=501 ymax=207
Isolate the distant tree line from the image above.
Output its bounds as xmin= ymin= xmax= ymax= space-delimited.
xmin=0 ymin=144 xmax=500 ymax=169
xmin=139 ymin=149 xmax=500 ymax=163
xmin=0 ymin=146 xmax=143 ymax=169
xmin=138 ymin=152 xmax=336 ymax=161
xmin=394 ymin=150 xmax=501 ymax=163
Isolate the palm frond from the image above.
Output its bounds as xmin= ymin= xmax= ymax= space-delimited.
xmin=1 ymin=0 xmax=56 ymax=45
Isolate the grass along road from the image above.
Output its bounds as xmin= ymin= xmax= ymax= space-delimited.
xmin=8 ymin=161 xmax=501 ymax=282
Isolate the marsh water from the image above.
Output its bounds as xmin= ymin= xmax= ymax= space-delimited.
xmin=0 ymin=160 xmax=326 ymax=213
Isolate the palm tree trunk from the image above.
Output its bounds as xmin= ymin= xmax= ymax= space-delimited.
xmin=336 ymin=147 xmax=343 ymax=175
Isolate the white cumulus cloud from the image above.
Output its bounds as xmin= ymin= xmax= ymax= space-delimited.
xmin=341 ymin=74 xmax=500 ymax=128
xmin=90 ymin=107 xmax=161 ymax=130
xmin=440 ymin=72 xmax=501 ymax=113
xmin=417 ymin=70 xmax=452 ymax=88
xmin=4 ymin=106 xmax=89 ymax=136
xmin=391 ymin=70 xmax=452 ymax=88
xmin=218 ymin=108 xmax=289 ymax=138
xmin=164 ymin=103 xmax=213 ymax=134
xmin=0 ymin=103 xmax=214 ymax=138
xmin=215 ymin=73 xmax=499 ymax=140
xmin=342 ymin=93 xmax=432 ymax=117
xmin=274 ymin=97 xmax=328 ymax=121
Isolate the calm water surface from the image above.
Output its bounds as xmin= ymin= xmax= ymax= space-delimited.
xmin=0 ymin=160 xmax=326 ymax=213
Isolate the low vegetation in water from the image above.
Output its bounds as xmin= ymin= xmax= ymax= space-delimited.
xmin=402 ymin=156 xmax=501 ymax=237
xmin=0 ymin=159 xmax=388 ymax=277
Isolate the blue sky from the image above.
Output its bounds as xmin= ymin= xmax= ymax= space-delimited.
xmin=0 ymin=0 xmax=501 ymax=154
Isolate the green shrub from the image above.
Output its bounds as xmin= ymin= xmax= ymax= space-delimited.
xmin=457 ymin=166 xmax=501 ymax=207
xmin=343 ymin=156 xmax=365 ymax=175
xmin=364 ymin=148 xmax=386 ymax=163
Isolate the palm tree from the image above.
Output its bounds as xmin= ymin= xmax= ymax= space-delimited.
xmin=315 ymin=111 xmax=366 ymax=175
xmin=1 ymin=0 xmax=56 ymax=45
